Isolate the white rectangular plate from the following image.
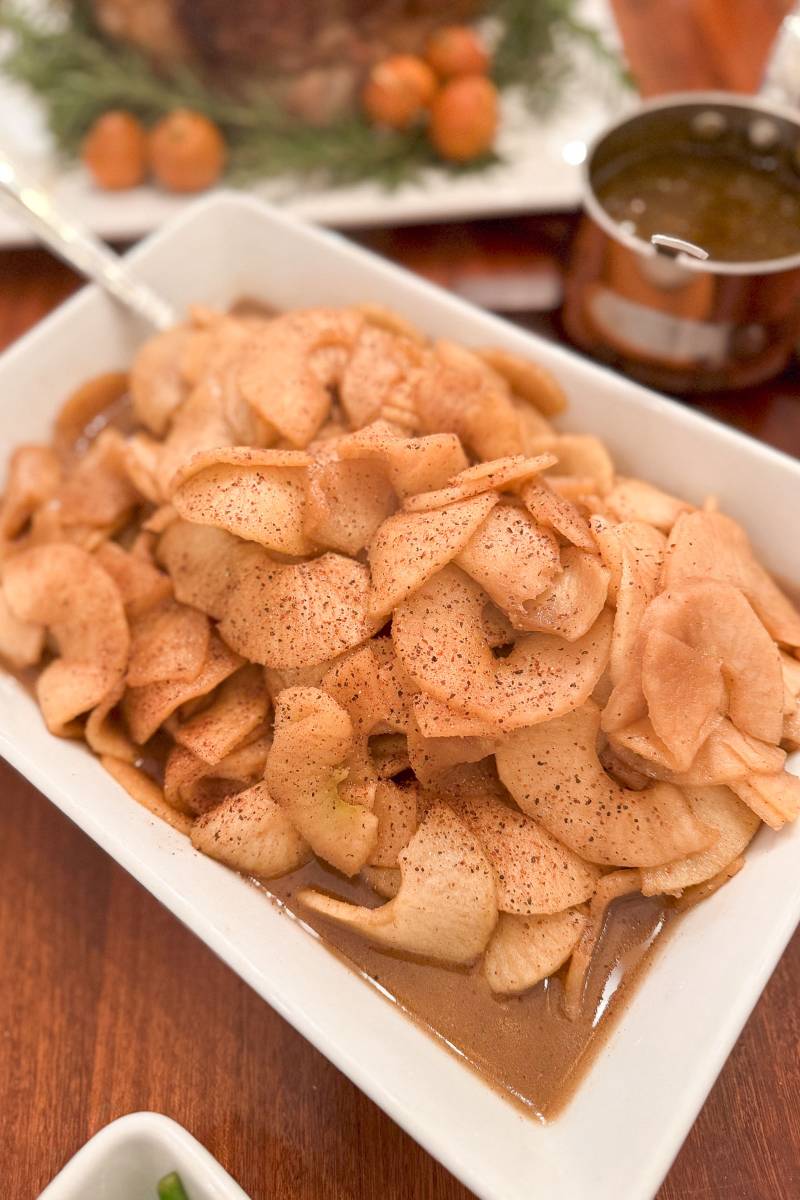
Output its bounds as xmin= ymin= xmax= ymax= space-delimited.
xmin=0 ymin=0 xmax=631 ymax=246
xmin=1 ymin=192 xmax=798 ymax=1200
xmin=38 ymin=1112 xmax=251 ymax=1200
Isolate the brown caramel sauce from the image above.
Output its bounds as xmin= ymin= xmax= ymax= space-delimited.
xmin=262 ymin=861 xmax=672 ymax=1120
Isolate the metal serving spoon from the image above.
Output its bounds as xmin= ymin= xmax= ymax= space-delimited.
xmin=0 ymin=152 xmax=178 ymax=332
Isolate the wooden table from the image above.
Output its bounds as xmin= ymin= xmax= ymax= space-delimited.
xmin=2 ymin=2 xmax=799 ymax=1197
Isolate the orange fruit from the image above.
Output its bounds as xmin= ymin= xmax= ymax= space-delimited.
xmin=425 ymin=26 xmax=490 ymax=79
xmin=429 ymin=75 xmax=499 ymax=162
xmin=362 ymin=54 xmax=438 ymax=130
xmin=81 ymin=111 xmax=148 ymax=191
xmin=148 ymin=109 xmax=226 ymax=193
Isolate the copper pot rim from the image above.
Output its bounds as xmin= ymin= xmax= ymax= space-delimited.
xmin=583 ymin=89 xmax=800 ymax=277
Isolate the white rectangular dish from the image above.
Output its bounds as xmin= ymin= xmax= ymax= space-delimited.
xmin=37 ymin=1112 xmax=250 ymax=1200
xmin=1 ymin=192 xmax=798 ymax=1200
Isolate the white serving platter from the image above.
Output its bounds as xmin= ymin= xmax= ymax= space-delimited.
xmin=1 ymin=192 xmax=798 ymax=1200
xmin=37 ymin=1112 xmax=250 ymax=1200
xmin=0 ymin=0 xmax=631 ymax=246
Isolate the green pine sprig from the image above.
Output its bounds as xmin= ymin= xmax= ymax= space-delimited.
xmin=0 ymin=0 xmax=622 ymax=190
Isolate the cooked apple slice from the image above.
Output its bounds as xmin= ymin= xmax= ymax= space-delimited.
xmin=85 ymin=682 xmax=135 ymax=763
xmin=361 ymin=866 xmax=402 ymax=898
xmin=730 ymin=771 xmax=800 ymax=830
xmin=129 ymin=325 xmax=193 ymax=435
xmin=406 ymin=726 xmax=495 ymax=786
xmin=220 ymin=553 xmax=378 ymax=669
xmin=642 ymin=629 xmax=726 ymax=771
xmin=367 ymin=492 xmax=497 ymax=620
xmin=563 ymin=870 xmax=641 ymax=1019
xmin=641 ymin=786 xmax=760 ymax=896
xmin=393 ymin=565 xmax=612 ymax=731
xmin=102 ymin=755 xmax=192 ymax=835
xmin=664 ymin=510 xmax=800 ymax=647
xmin=122 ymin=633 xmax=243 ymax=744
xmin=525 ymin=435 xmax=614 ymax=495
xmin=298 ymin=802 xmax=497 ymax=964
xmin=477 ymin=347 xmax=567 ymax=416
xmin=520 ymin=478 xmax=596 ymax=552
xmin=157 ymin=519 xmax=273 ymax=620
xmin=496 ymin=702 xmax=714 ymax=866
xmin=127 ymin=599 xmax=210 ymax=688
xmin=593 ymin=520 xmax=666 ymax=684
xmin=412 ymin=692 xmax=502 ymax=739
xmin=165 ymin=734 xmax=271 ymax=815
xmin=455 ymin=503 xmax=561 ymax=627
xmin=191 ymin=782 xmax=310 ymax=879
xmin=605 ymin=477 xmax=692 ymax=531
xmin=612 ymin=716 xmax=786 ymax=787
xmin=484 ymin=909 xmax=586 ymax=996
xmin=402 ymin=454 xmax=557 ymax=513
xmin=3 ymin=544 xmax=129 ymax=735
xmin=451 ymin=790 xmax=600 ymax=913
xmin=267 ymin=687 xmax=377 ymax=875
xmin=518 ymin=546 xmax=609 ymax=640
xmin=56 ymin=429 xmax=141 ymax=530
xmin=95 ymin=542 xmax=172 ymax=617
xmin=337 ymin=424 xmax=468 ymax=498
xmin=238 ymin=308 xmax=362 ymax=447
xmin=339 ymin=325 xmax=426 ymax=430
xmin=173 ymin=664 xmax=269 ymax=765
xmin=0 ymin=444 xmax=61 ymax=539
xmin=413 ymin=345 xmax=525 ymax=460
xmin=321 ymin=639 xmax=414 ymax=737
xmin=653 ymin=580 xmax=783 ymax=745
xmin=303 ymin=449 xmax=395 ymax=555
xmin=0 ymin=588 xmax=44 ymax=669
xmin=170 ymin=447 xmax=314 ymax=556
xmin=369 ymin=779 xmax=419 ymax=867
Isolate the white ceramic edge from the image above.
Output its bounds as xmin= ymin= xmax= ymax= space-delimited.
xmin=1 ymin=190 xmax=798 ymax=1200
xmin=37 ymin=1112 xmax=251 ymax=1200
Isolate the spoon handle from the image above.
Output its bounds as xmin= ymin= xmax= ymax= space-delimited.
xmin=0 ymin=155 xmax=178 ymax=332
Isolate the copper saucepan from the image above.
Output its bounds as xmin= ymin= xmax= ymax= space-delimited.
xmin=562 ymin=91 xmax=800 ymax=392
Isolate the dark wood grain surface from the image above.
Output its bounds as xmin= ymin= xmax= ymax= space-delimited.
xmin=2 ymin=2 xmax=799 ymax=1197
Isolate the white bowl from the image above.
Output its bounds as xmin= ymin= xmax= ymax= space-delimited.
xmin=37 ymin=1113 xmax=250 ymax=1200
xmin=1 ymin=193 xmax=798 ymax=1200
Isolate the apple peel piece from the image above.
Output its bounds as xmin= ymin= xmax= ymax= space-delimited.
xmin=298 ymin=802 xmax=497 ymax=965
